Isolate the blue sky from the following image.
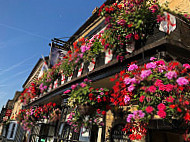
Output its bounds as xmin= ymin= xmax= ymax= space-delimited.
xmin=0 ymin=0 xmax=104 ymax=109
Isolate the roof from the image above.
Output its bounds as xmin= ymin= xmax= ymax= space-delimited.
xmin=22 ymin=56 xmax=49 ymax=88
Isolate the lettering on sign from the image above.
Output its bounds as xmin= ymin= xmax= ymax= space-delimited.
xmin=111 ymin=124 xmax=131 ymax=142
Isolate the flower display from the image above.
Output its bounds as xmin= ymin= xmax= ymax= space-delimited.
xmin=16 ymin=102 xmax=61 ymax=131
xmin=99 ymin=0 xmax=164 ymax=60
xmin=110 ymin=58 xmax=190 ymax=140
xmin=64 ymin=78 xmax=110 ymax=132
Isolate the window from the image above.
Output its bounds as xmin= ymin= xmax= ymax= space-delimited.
xmin=10 ymin=123 xmax=16 ymax=138
xmin=7 ymin=121 xmax=18 ymax=140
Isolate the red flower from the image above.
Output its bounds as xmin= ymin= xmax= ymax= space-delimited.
xmin=147 ymin=86 xmax=156 ymax=93
xmin=117 ymin=4 xmax=122 ymax=9
xmin=102 ymin=111 xmax=106 ymax=115
xmin=169 ymin=105 xmax=176 ymax=109
xmin=103 ymin=97 xmax=107 ymax=102
xmin=53 ymin=103 xmax=56 ymax=107
xmin=166 ymin=96 xmax=174 ymax=103
xmin=184 ymin=112 xmax=190 ymax=121
xmin=145 ymin=106 xmax=154 ymax=113
xmin=128 ymin=23 xmax=133 ymax=28
xmin=109 ymin=6 xmax=114 ymax=12
xmin=134 ymin=33 xmax=139 ymax=40
xmin=157 ymin=103 xmax=166 ymax=111
xmin=139 ymin=96 xmax=145 ymax=102
xmin=177 ymin=107 xmax=182 ymax=112
xmin=89 ymin=93 xmax=93 ymax=98
xmin=184 ymin=101 xmax=189 ymax=105
xmin=97 ymin=109 xmax=101 ymax=114
xmin=157 ymin=110 xmax=166 ymax=118
xmin=97 ymin=98 xmax=102 ymax=103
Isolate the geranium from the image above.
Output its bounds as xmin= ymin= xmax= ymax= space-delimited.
xmin=99 ymin=0 xmax=164 ymax=60
xmin=110 ymin=58 xmax=190 ymax=140
xmin=140 ymin=69 xmax=152 ymax=79
xmin=176 ymin=77 xmax=189 ymax=86
xmin=146 ymin=106 xmax=154 ymax=113
xmin=146 ymin=62 xmax=157 ymax=69
xmin=16 ymin=102 xmax=60 ymax=131
xmin=128 ymin=64 xmax=138 ymax=71
xmin=157 ymin=110 xmax=166 ymax=118
xmin=157 ymin=103 xmax=166 ymax=110
xmin=65 ymin=78 xmax=110 ymax=131
xmin=166 ymin=96 xmax=174 ymax=103
xmin=165 ymin=71 xmax=177 ymax=80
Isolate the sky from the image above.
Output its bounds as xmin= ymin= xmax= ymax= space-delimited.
xmin=0 ymin=0 xmax=104 ymax=110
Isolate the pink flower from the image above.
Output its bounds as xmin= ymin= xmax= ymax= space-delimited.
xmin=124 ymin=95 xmax=130 ymax=104
xmin=157 ymin=103 xmax=166 ymax=110
xmin=146 ymin=62 xmax=157 ymax=69
xmin=165 ymin=71 xmax=177 ymax=80
xmin=183 ymin=64 xmax=190 ymax=69
xmin=128 ymin=84 xmax=135 ymax=92
xmin=71 ymin=85 xmax=77 ymax=90
xmin=149 ymin=4 xmax=158 ymax=13
xmin=128 ymin=64 xmax=138 ymax=71
xmin=124 ymin=77 xmax=131 ymax=85
xmin=127 ymin=114 xmax=133 ymax=122
xmin=158 ymin=65 xmax=167 ymax=73
xmin=147 ymin=85 xmax=156 ymax=93
xmin=166 ymin=96 xmax=174 ymax=103
xmin=80 ymin=45 xmax=87 ymax=53
xmin=150 ymin=57 xmax=157 ymax=61
xmin=154 ymin=79 xmax=163 ymax=87
xmin=140 ymin=69 xmax=152 ymax=79
xmin=84 ymin=78 xmax=89 ymax=82
xmin=139 ymin=95 xmax=145 ymax=102
xmin=146 ymin=106 xmax=154 ymax=113
xmin=133 ymin=110 xmax=145 ymax=119
xmin=176 ymin=77 xmax=189 ymax=86
xmin=80 ymin=82 xmax=87 ymax=88
xmin=157 ymin=110 xmax=166 ymax=118
xmin=64 ymin=90 xmax=71 ymax=94
xmin=155 ymin=60 xmax=165 ymax=66
xmin=79 ymin=53 xmax=83 ymax=58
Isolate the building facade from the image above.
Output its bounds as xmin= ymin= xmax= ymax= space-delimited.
xmin=1 ymin=0 xmax=190 ymax=142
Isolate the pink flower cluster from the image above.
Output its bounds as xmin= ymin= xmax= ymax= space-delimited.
xmin=140 ymin=69 xmax=152 ymax=79
xmin=80 ymin=45 xmax=91 ymax=53
xmin=127 ymin=110 xmax=145 ymax=122
xmin=165 ymin=71 xmax=177 ymax=80
xmin=128 ymin=63 xmax=138 ymax=71
xmin=176 ymin=77 xmax=189 ymax=86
